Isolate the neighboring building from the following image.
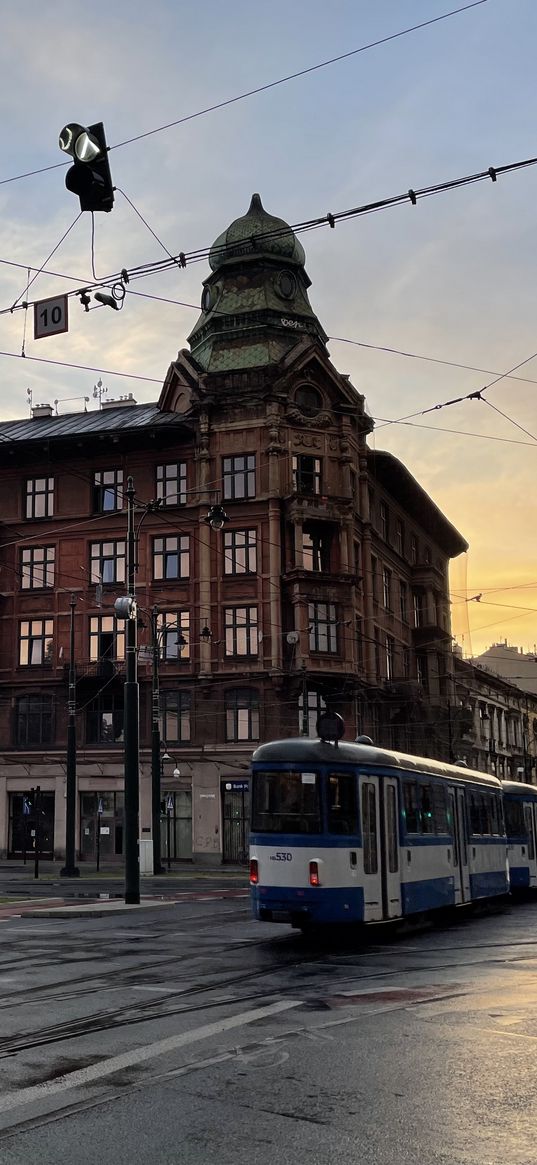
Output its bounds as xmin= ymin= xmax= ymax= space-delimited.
xmin=0 ymin=194 xmax=467 ymax=863
xmin=452 ymin=655 xmax=537 ymax=783
xmin=473 ymin=642 xmax=537 ymax=696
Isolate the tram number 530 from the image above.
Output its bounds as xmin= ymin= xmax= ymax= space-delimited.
xmin=270 ymin=851 xmax=293 ymax=862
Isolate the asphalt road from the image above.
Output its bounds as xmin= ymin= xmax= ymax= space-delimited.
xmin=0 ymin=896 xmax=535 ymax=1164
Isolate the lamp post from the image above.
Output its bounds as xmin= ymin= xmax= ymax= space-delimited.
xmin=150 ymin=605 xmax=165 ymax=875
xmin=122 ymin=476 xmax=140 ymax=904
xmin=60 ymin=594 xmax=80 ymax=877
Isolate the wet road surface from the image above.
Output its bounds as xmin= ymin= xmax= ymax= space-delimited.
xmin=0 ymin=897 xmax=536 ymax=1163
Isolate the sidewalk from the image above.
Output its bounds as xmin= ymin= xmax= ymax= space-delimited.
xmin=0 ymin=860 xmax=247 ymax=880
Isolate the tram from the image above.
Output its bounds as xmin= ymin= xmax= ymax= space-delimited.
xmin=249 ymin=714 xmax=509 ymax=929
xmin=502 ymin=780 xmax=537 ymax=889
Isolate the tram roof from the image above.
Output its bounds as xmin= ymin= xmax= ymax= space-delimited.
xmin=252 ymin=737 xmax=502 ymax=788
xmin=501 ymin=780 xmax=537 ymax=796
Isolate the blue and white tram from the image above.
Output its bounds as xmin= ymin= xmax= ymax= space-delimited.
xmin=249 ymin=734 xmax=508 ymax=928
xmin=502 ymin=780 xmax=537 ymax=890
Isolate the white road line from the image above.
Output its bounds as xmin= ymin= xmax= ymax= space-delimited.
xmin=0 ymin=998 xmax=301 ymax=1116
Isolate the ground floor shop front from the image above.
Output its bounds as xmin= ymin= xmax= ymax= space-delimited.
xmin=0 ymin=752 xmax=250 ymax=865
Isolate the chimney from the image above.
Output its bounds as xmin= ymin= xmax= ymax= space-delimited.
xmin=101 ymin=394 xmax=137 ymax=411
xmin=31 ymin=403 xmax=54 ymax=418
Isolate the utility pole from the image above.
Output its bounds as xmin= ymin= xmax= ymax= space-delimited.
xmin=151 ymin=605 xmax=165 ymax=875
xmin=124 ymin=476 xmax=140 ymax=904
xmin=61 ymin=594 xmax=80 ymax=877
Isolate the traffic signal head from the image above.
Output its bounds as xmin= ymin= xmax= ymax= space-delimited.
xmin=59 ymin=121 xmax=114 ymax=212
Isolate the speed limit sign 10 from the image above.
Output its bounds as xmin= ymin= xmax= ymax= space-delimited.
xmin=34 ymin=295 xmax=68 ymax=340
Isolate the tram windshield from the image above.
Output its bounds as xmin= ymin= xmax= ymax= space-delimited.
xmin=252 ymin=770 xmax=321 ymax=834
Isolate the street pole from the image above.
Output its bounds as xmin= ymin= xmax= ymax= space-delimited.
xmin=124 ymin=476 xmax=140 ymax=904
xmin=151 ymin=605 xmax=165 ymax=874
xmin=61 ymin=594 xmax=80 ymax=877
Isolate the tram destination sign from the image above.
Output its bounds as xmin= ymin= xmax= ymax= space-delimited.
xmin=34 ymin=294 xmax=68 ymax=340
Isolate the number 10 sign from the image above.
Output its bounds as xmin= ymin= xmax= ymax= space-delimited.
xmin=34 ymin=294 xmax=68 ymax=340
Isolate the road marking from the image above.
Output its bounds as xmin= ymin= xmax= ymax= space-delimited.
xmin=0 ymin=998 xmax=301 ymax=1115
xmin=473 ymin=1027 xmax=537 ymax=1041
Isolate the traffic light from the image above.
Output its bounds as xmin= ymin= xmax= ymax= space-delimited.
xmin=59 ymin=121 xmax=114 ymax=212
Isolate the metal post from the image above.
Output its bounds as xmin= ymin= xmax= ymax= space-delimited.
xmin=96 ymin=806 xmax=101 ymax=872
xmin=301 ymin=664 xmax=309 ymax=736
xmin=34 ymin=785 xmax=40 ymax=880
xmin=124 ymin=476 xmax=140 ymax=904
xmin=166 ymin=805 xmax=172 ymax=872
xmin=151 ymin=606 xmax=165 ymax=874
xmin=61 ymin=594 xmax=80 ymax=877
xmin=447 ymin=701 xmax=455 ymax=763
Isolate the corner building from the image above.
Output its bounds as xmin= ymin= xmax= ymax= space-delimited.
xmin=0 ymin=195 xmax=467 ymax=863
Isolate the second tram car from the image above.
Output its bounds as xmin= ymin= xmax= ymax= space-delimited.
xmin=502 ymin=780 xmax=537 ymax=889
xmin=249 ymin=727 xmax=509 ymax=929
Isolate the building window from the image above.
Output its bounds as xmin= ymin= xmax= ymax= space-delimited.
xmin=19 ymin=619 xmax=53 ymax=666
xmin=224 ymin=607 xmax=258 ymax=657
xmin=403 ymin=646 xmax=411 ymax=679
xmin=382 ymin=567 xmax=392 ymax=610
xmin=153 ymin=536 xmax=190 ymax=581
xmin=399 ymin=581 xmax=408 ymax=624
xmin=410 ymin=535 xmax=418 ymax=565
xmin=157 ymin=611 xmax=190 ymax=660
xmin=21 ymin=546 xmax=55 ymax=589
xmin=223 ymin=454 xmax=256 ymax=500
xmin=416 ymin=653 xmax=428 ymax=691
xmin=292 ymin=455 xmax=322 ymax=495
xmin=302 ymin=525 xmax=331 ymax=572
xmin=371 ymin=555 xmax=378 ymax=604
xmin=395 ymin=520 xmax=404 ymax=557
xmin=374 ymin=627 xmax=381 ymax=678
xmin=295 ymin=385 xmax=322 ymax=417
xmin=156 ymin=462 xmax=187 ymax=506
xmin=15 ymin=694 xmax=54 ymax=746
xmin=89 ymin=615 xmax=125 ymax=662
xmin=424 ymin=545 xmax=432 ymax=565
xmin=223 ymin=529 xmax=257 ymax=575
xmin=86 ymin=693 xmax=124 ymax=744
xmin=355 ymin=617 xmax=364 ymax=671
xmin=90 ymin=541 xmax=126 ymax=585
xmin=225 ymin=688 xmax=259 ymax=742
xmin=25 ymin=477 xmax=54 ymax=519
xmin=386 ymin=635 xmax=395 ymax=682
xmin=160 ymin=691 xmax=191 ymax=743
xmin=413 ymin=591 xmax=423 ymax=628
xmin=298 ymin=689 xmax=326 ymax=737
xmin=93 ymin=469 xmax=123 ymax=513
xmin=379 ymin=502 xmax=388 ymax=542
xmin=309 ymin=602 xmax=338 ymax=654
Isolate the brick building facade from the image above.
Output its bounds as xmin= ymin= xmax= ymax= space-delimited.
xmin=0 ymin=194 xmax=467 ymax=862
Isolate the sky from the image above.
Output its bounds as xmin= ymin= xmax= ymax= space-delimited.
xmin=0 ymin=0 xmax=536 ymax=658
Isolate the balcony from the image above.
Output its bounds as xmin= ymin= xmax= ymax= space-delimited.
xmin=63 ymin=658 xmax=126 ymax=686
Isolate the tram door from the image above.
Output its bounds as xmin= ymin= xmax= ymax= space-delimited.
xmin=449 ymin=788 xmax=470 ymax=904
xmin=359 ymin=776 xmax=401 ymax=921
xmin=524 ymin=804 xmax=536 ymax=886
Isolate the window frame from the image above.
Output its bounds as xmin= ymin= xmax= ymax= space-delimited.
xmin=90 ymin=540 xmax=126 ymax=586
xmin=152 ymin=535 xmax=190 ymax=582
xmin=224 ymin=606 xmax=259 ymax=657
xmin=21 ymin=545 xmax=55 ymax=590
xmin=160 ymin=690 xmax=192 ymax=744
xmin=92 ymin=469 xmax=124 ymax=514
xmin=25 ymin=476 xmax=54 ymax=520
xmin=156 ymin=462 xmax=187 ymax=506
xmin=15 ymin=694 xmax=54 ymax=746
xmin=292 ymin=454 xmax=322 ymax=496
xmin=19 ymin=618 xmax=54 ymax=667
xmin=308 ymin=601 xmax=338 ymax=654
xmin=223 ymin=528 xmax=257 ymax=575
xmin=225 ymin=687 xmax=260 ymax=742
xmin=223 ymin=454 xmax=256 ymax=500
xmin=157 ymin=611 xmax=190 ymax=661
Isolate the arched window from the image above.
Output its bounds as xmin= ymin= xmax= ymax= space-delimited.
xmin=298 ymin=689 xmax=326 ymax=737
xmin=225 ymin=688 xmax=260 ymax=742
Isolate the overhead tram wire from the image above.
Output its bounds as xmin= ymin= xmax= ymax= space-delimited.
xmin=3 ymin=149 xmax=537 ymax=321
xmin=0 ymin=1 xmax=490 ymax=191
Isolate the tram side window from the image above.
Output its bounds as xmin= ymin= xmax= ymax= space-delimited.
xmin=361 ymin=782 xmax=378 ymax=874
xmin=420 ymin=784 xmax=434 ymax=834
xmin=327 ymin=774 xmax=358 ymax=835
xmin=490 ymin=796 xmax=499 ymax=836
xmin=524 ymin=805 xmax=535 ymax=860
xmin=252 ymin=771 xmax=321 ymax=834
xmin=432 ymin=784 xmax=448 ymax=833
xmin=403 ymin=781 xmax=420 ymax=833
xmin=504 ymin=799 xmax=525 ymax=838
xmin=469 ymin=792 xmax=481 ymax=835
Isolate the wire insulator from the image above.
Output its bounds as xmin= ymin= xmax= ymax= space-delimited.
xmin=408 ymin=189 xmax=417 ymax=205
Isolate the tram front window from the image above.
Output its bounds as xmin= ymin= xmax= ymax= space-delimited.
xmin=252 ymin=771 xmax=321 ymax=834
